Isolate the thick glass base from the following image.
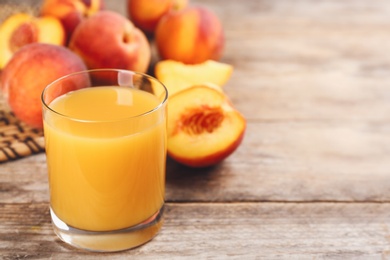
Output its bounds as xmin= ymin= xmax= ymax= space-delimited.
xmin=50 ymin=206 xmax=164 ymax=252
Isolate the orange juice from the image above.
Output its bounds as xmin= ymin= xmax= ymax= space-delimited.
xmin=43 ymin=86 xmax=166 ymax=232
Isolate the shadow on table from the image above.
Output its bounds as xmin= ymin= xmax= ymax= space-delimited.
xmin=165 ymin=156 xmax=226 ymax=202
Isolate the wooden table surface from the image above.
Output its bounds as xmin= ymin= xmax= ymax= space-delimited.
xmin=2 ymin=0 xmax=390 ymax=259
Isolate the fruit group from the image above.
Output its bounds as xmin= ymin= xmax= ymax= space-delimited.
xmin=40 ymin=0 xmax=105 ymax=43
xmin=0 ymin=0 xmax=242 ymax=167
xmin=0 ymin=13 xmax=65 ymax=69
xmin=167 ymin=84 xmax=246 ymax=167
xmin=155 ymin=59 xmax=233 ymax=95
xmin=155 ymin=6 xmax=224 ymax=64
xmin=69 ymin=10 xmax=151 ymax=73
xmin=127 ymin=0 xmax=188 ymax=35
xmin=0 ymin=43 xmax=87 ymax=128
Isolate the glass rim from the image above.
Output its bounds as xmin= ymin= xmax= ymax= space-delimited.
xmin=41 ymin=69 xmax=168 ymax=124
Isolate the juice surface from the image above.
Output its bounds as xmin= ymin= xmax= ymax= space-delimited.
xmin=44 ymin=87 xmax=166 ymax=231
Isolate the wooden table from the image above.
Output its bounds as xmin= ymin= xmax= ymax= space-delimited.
xmin=2 ymin=0 xmax=390 ymax=258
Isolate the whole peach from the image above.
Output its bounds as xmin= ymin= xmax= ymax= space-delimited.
xmin=128 ymin=0 xmax=188 ymax=35
xmin=155 ymin=6 xmax=224 ymax=64
xmin=40 ymin=0 xmax=105 ymax=43
xmin=0 ymin=43 xmax=87 ymax=128
xmin=69 ymin=10 xmax=151 ymax=73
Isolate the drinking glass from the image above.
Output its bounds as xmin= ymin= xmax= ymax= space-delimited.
xmin=41 ymin=69 xmax=168 ymax=252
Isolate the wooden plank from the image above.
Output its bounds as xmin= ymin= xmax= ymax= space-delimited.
xmin=1 ymin=0 xmax=390 ymax=204
xmin=1 ymin=202 xmax=390 ymax=259
xmin=166 ymin=121 xmax=390 ymax=202
xmin=1 ymin=0 xmax=390 ymax=258
xmin=219 ymin=0 xmax=390 ymax=122
xmin=2 ymin=0 xmax=389 ymax=125
xmin=1 ymin=119 xmax=390 ymax=203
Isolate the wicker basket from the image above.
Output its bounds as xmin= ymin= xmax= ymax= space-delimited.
xmin=0 ymin=96 xmax=45 ymax=163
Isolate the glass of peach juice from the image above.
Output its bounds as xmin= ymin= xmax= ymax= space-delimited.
xmin=41 ymin=69 xmax=168 ymax=252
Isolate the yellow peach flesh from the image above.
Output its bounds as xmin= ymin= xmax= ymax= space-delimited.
xmin=40 ymin=0 xmax=104 ymax=42
xmin=155 ymin=59 xmax=233 ymax=95
xmin=0 ymin=13 xmax=31 ymax=69
xmin=36 ymin=16 xmax=65 ymax=44
xmin=0 ymin=13 xmax=65 ymax=69
xmin=167 ymin=85 xmax=246 ymax=167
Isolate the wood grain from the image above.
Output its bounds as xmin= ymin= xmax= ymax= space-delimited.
xmin=1 ymin=0 xmax=390 ymax=258
xmin=1 ymin=202 xmax=390 ymax=259
xmin=2 ymin=119 xmax=389 ymax=204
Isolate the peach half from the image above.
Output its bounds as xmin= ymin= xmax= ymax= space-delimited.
xmin=155 ymin=59 xmax=233 ymax=96
xmin=0 ymin=43 xmax=87 ymax=129
xmin=0 ymin=13 xmax=65 ymax=69
xmin=40 ymin=0 xmax=105 ymax=43
xmin=167 ymin=84 xmax=246 ymax=167
xmin=155 ymin=6 xmax=224 ymax=64
xmin=128 ymin=0 xmax=188 ymax=35
xmin=69 ymin=10 xmax=151 ymax=73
